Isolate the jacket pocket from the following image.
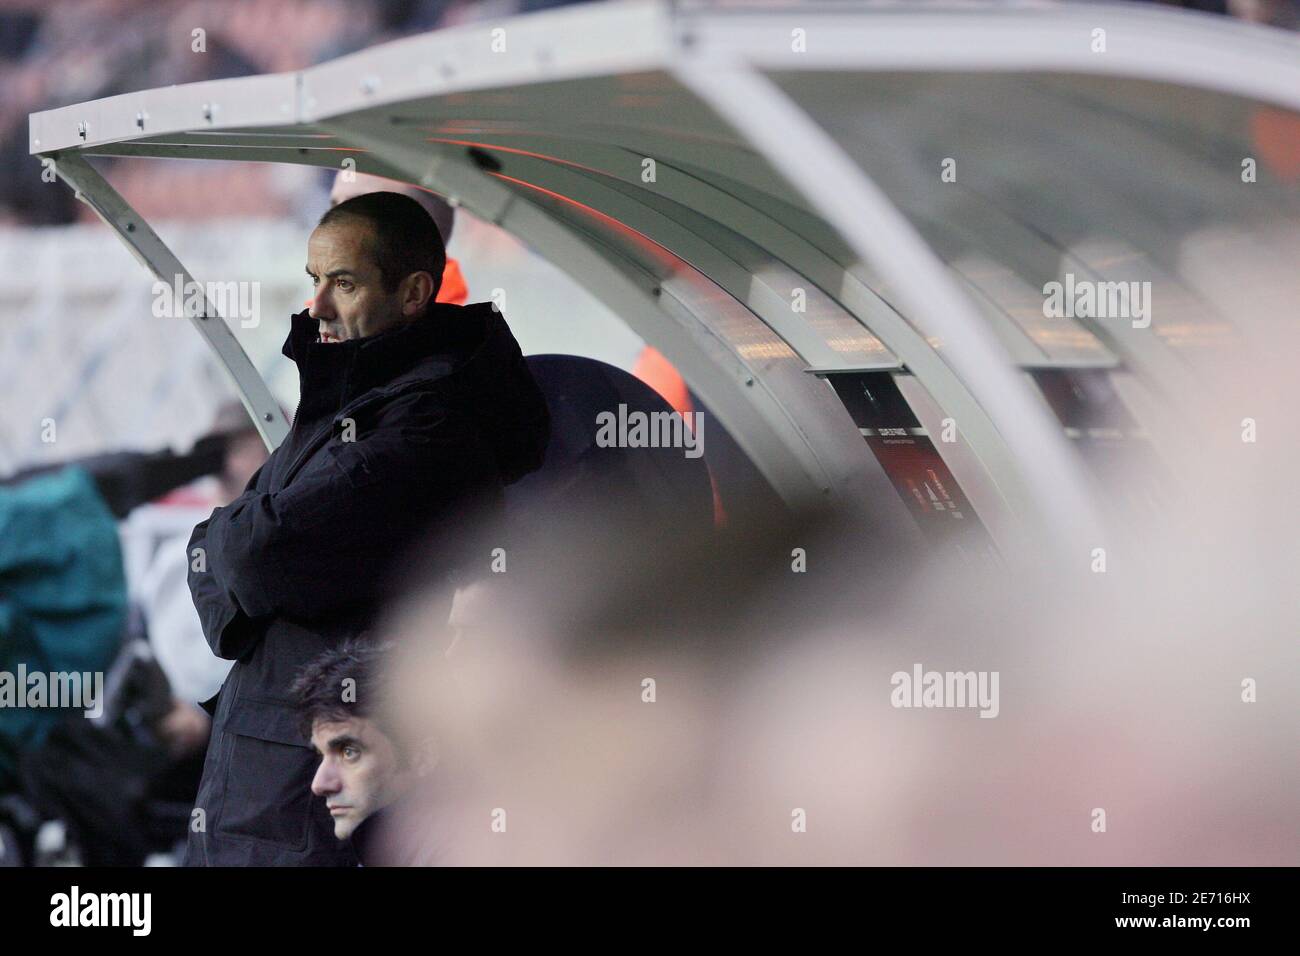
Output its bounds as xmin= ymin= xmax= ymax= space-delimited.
xmin=215 ymin=697 xmax=315 ymax=852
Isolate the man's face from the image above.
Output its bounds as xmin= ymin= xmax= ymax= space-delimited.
xmin=309 ymin=715 xmax=411 ymax=840
xmin=306 ymin=219 xmax=406 ymax=343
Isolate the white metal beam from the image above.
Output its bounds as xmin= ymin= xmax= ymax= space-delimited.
xmin=49 ymin=154 xmax=290 ymax=450
xmin=675 ymin=3 xmax=1300 ymax=112
xmin=674 ymin=57 xmax=1103 ymax=555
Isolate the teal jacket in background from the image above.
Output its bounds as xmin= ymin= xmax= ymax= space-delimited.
xmin=0 ymin=467 xmax=126 ymax=790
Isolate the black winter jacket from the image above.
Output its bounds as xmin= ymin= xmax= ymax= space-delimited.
xmin=183 ymin=304 xmax=548 ymax=866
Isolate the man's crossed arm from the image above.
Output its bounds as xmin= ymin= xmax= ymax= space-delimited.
xmin=188 ymin=392 xmax=496 ymax=660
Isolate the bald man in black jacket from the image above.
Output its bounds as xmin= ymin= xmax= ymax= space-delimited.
xmin=184 ymin=192 xmax=548 ymax=865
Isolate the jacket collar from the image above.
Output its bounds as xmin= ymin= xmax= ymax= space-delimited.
xmin=282 ymin=305 xmax=483 ymax=403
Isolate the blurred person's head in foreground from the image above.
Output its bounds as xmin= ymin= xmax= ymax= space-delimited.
xmin=307 ymin=190 xmax=446 ymax=343
xmin=292 ymin=639 xmax=435 ymax=844
xmin=374 ymin=496 xmax=923 ymax=865
xmin=374 ymin=344 xmax=1300 ymax=866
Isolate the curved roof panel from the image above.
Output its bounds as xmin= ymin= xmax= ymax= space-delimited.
xmin=29 ymin=0 xmax=1300 ymax=558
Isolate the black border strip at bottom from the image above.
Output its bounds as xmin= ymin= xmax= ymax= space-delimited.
xmin=3 ymin=866 xmax=1289 ymax=940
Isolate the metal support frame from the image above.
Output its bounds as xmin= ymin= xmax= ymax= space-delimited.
xmin=29 ymin=0 xmax=1300 ymax=554
xmin=49 ymin=153 xmax=289 ymax=450
xmin=442 ymin=130 xmax=1051 ymax=547
xmin=673 ymin=58 xmax=1103 ymax=553
xmin=606 ymin=142 xmax=1051 ymax=547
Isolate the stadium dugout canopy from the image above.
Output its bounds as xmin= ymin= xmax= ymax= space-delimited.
xmin=28 ymin=0 xmax=1300 ymax=561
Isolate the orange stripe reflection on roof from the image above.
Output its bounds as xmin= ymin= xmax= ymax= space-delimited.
xmin=487 ymin=171 xmax=680 ymax=269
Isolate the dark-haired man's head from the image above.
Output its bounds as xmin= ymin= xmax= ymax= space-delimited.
xmin=291 ymin=639 xmax=427 ymax=840
xmin=329 ymin=171 xmax=455 ymax=248
xmin=307 ymin=191 xmax=446 ymax=343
